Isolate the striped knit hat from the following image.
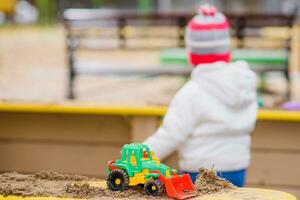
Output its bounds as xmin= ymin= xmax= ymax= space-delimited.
xmin=185 ymin=5 xmax=231 ymax=66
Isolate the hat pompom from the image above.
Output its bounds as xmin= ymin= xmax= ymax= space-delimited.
xmin=199 ymin=5 xmax=217 ymax=16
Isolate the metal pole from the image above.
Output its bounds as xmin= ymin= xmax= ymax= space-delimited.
xmin=158 ymin=0 xmax=171 ymax=12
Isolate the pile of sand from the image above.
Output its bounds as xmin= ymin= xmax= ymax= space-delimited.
xmin=195 ymin=168 xmax=236 ymax=195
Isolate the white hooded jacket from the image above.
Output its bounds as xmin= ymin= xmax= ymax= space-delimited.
xmin=144 ymin=61 xmax=258 ymax=172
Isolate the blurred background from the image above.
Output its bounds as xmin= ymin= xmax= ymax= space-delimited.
xmin=0 ymin=0 xmax=300 ymax=199
xmin=0 ymin=0 xmax=300 ymax=104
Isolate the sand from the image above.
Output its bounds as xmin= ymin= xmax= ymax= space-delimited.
xmin=195 ymin=168 xmax=236 ymax=196
xmin=0 ymin=169 xmax=235 ymax=199
xmin=0 ymin=171 xmax=165 ymax=199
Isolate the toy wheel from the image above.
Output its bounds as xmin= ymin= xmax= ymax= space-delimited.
xmin=107 ymin=169 xmax=129 ymax=191
xmin=144 ymin=179 xmax=164 ymax=196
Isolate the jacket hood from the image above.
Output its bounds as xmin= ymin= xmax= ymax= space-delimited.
xmin=191 ymin=61 xmax=257 ymax=108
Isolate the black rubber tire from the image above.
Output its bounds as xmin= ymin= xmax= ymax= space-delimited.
xmin=107 ymin=169 xmax=129 ymax=191
xmin=144 ymin=179 xmax=164 ymax=196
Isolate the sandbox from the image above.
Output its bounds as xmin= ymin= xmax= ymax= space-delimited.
xmin=0 ymin=170 xmax=297 ymax=200
xmin=0 ymin=102 xmax=300 ymax=199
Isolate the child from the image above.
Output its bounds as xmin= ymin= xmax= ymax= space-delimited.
xmin=144 ymin=5 xmax=258 ymax=187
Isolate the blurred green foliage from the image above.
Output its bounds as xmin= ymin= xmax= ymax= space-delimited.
xmin=91 ymin=0 xmax=104 ymax=8
xmin=35 ymin=0 xmax=57 ymax=24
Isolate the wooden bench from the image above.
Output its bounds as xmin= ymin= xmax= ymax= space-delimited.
xmin=63 ymin=9 xmax=295 ymax=99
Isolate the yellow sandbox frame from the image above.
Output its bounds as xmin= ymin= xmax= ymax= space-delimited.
xmin=0 ymin=102 xmax=300 ymax=121
xmin=0 ymin=188 xmax=297 ymax=200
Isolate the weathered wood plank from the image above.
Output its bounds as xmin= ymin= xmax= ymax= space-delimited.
xmin=131 ymin=116 xmax=160 ymax=142
xmin=0 ymin=112 xmax=130 ymax=144
xmin=1 ymin=112 xmax=300 ymax=189
xmin=252 ymin=121 xmax=300 ymax=151
xmin=247 ymin=151 xmax=300 ymax=187
xmin=0 ymin=142 xmax=121 ymax=177
xmin=0 ymin=141 xmax=176 ymax=177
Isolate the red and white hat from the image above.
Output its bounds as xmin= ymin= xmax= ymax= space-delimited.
xmin=185 ymin=5 xmax=231 ymax=66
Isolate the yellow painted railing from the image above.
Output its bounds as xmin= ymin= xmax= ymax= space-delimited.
xmin=0 ymin=102 xmax=300 ymax=121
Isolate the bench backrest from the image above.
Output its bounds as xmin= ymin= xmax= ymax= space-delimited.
xmin=63 ymin=9 xmax=296 ymax=50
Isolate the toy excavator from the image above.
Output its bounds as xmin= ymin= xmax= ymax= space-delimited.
xmin=107 ymin=143 xmax=195 ymax=199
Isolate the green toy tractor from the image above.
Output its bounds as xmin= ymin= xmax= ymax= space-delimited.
xmin=107 ymin=143 xmax=195 ymax=199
